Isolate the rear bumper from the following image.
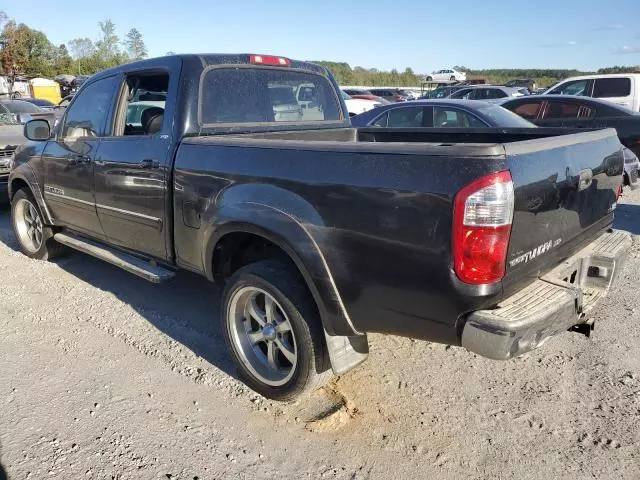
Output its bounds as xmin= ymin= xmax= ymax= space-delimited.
xmin=461 ymin=229 xmax=632 ymax=360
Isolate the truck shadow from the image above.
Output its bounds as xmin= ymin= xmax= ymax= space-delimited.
xmin=0 ymin=206 xmax=237 ymax=380
xmin=613 ymin=203 xmax=640 ymax=235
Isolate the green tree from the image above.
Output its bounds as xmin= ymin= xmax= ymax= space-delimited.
xmin=95 ymin=19 xmax=121 ymax=65
xmin=53 ymin=44 xmax=73 ymax=73
xmin=124 ymin=28 xmax=147 ymax=60
xmin=0 ymin=19 xmax=58 ymax=77
xmin=68 ymin=37 xmax=96 ymax=75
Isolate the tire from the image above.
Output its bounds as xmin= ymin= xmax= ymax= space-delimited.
xmin=11 ymin=188 xmax=62 ymax=260
xmin=221 ymin=260 xmax=332 ymax=401
xmin=450 ymin=76 xmax=456 ymax=81
xmin=426 ymin=76 xmax=433 ymax=82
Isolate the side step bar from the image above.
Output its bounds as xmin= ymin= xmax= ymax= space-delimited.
xmin=53 ymin=232 xmax=176 ymax=284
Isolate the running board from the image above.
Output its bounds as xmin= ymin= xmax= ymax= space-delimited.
xmin=53 ymin=232 xmax=176 ymax=283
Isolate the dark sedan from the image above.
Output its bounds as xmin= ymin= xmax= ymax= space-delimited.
xmin=0 ymin=100 xmax=55 ymax=126
xmin=502 ymin=95 xmax=640 ymax=187
xmin=21 ymin=98 xmax=56 ymax=110
xmin=350 ymin=99 xmax=536 ymax=128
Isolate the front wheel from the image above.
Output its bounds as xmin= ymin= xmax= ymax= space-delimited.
xmin=221 ymin=260 xmax=331 ymax=401
xmin=426 ymin=76 xmax=433 ymax=82
xmin=450 ymin=76 xmax=456 ymax=81
xmin=11 ymin=189 xmax=62 ymax=260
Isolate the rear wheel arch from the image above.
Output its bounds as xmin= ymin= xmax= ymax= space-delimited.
xmin=204 ymin=218 xmax=358 ymax=337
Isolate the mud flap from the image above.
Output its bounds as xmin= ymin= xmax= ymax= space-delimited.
xmin=324 ymin=331 xmax=369 ymax=375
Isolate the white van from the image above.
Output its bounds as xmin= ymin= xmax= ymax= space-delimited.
xmin=544 ymin=74 xmax=640 ymax=112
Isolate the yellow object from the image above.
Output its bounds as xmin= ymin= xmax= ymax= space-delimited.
xmin=29 ymin=78 xmax=61 ymax=104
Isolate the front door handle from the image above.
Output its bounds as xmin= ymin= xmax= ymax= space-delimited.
xmin=139 ymin=159 xmax=160 ymax=169
xmin=69 ymin=154 xmax=90 ymax=166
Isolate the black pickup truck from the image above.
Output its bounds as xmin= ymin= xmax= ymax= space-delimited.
xmin=9 ymin=54 xmax=631 ymax=400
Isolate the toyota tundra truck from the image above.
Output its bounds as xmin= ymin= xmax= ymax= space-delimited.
xmin=8 ymin=54 xmax=631 ymax=400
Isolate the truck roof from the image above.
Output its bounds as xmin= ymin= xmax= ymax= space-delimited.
xmin=88 ymin=54 xmax=329 ymax=83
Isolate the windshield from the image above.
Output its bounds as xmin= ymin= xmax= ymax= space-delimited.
xmin=341 ymin=91 xmax=352 ymax=100
xmin=200 ymin=68 xmax=342 ymax=124
xmin=2 ymin=100 xmax=42 ymax=114
xmin=477 ymin=105 xmax=537 ymax=128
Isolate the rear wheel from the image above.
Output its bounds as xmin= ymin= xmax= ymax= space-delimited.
xmin=11 ymin=189 xmax=62 ymax=260
xmin=450 ymin=76 xmax=456 ymax=81
xmin=221 ymin=260 xmax=331 ymax=401
xmin=426 ymin=76 xmax=433 ymax=82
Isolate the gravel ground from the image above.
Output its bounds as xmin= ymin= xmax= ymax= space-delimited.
xmin=1 ymin=188 xmax=640 ymax=480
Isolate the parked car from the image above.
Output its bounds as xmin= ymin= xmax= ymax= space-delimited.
xmin=0 ymin=99 xmax=55 ymax=126
xmin=9 ymin=53 xmax=630 ymax=401
xmin=350 ymin=99 xmax=536 ymax=128
xmin=0 ymin=115 xmax=24 ymax=203
xmin=341 ymin=90 xmax=391 ymax=104
xmin=449 ymin=86 xmax=528 ymax=100
xmin=424 ymin=69 xmax=467 ymax=83
xmin=502 ymin=95 xmax=640 ymax=188
xmin=341 ymin=91 xmax=383 ymax=116
xmin=342 ymin=88 xmax=370 ymax=96
xmin=21 ymin=98 xmax=56 ymax=110
xmin=268 ymin=86 xmax=303 ymax=122
xmin=350 ymin=94 xmax=391 ymax=105
xmin=419 ymin=85 xmax=469 ymax=99
xmin=543 ymin=74 xmax=640 ymax=112
xmin=504 ymin=79 xmax=537 ymax=92
xmin=367 ymin=88 xmax=409 ymax=102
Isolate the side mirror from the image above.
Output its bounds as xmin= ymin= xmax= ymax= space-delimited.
xmin=24 ymin=119 xmax=51 ymax=141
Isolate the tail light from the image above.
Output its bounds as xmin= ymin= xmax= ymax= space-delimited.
xmin=453 ymin=171 xmax=514 ymax=285
xmin=249 ymin=54 xmax=290 ymax=66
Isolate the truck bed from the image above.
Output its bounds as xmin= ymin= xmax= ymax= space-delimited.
xmin=177 ymin=127 xmax=623 ymax=342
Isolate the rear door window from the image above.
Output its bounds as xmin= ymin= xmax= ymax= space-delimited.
xmin=200 ymin=68 xmax=341 ymax=124
xmin=593 ymin=78 xmax=631 ymax=98
xmin=386 ymin=107 xmax=425 ymax=127
xmin=543 ymin=101 xmax=581 ymax=119
xmin=433 ymin=107 xmax=486 ymax=127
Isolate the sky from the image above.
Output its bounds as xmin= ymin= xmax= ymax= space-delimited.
xmin=4 ymin=0 xmax=640 ymax=73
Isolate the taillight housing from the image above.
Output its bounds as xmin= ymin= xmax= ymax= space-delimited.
xmin=453 ymin=171 xmax=514 ymax=285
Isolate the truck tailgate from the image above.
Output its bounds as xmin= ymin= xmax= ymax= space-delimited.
xmin=502 ymin=129 xmax=623 ymax=293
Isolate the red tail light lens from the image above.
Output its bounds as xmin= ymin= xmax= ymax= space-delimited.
xmin=249 ymin=54 xmax=290 ymax=66
xmin=453 ymin=171 xmax=514 ymax=285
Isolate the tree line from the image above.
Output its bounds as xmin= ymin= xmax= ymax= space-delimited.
xmin=0 ymin=11 xmax=147 ymax=78
xmin=312 ymin=63 xmax=640 ymax=88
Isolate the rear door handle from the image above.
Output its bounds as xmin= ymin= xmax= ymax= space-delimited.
xmin=139 ymin=159 xmax=160 ymax=169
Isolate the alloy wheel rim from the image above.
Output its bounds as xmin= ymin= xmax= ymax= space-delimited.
xmin=228 ymin=286 xmax=297 ymax=386
xmin=15 ymin=198 xmax=44 ymax=253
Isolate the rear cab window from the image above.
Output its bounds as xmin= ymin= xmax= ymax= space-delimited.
xmin=199 ymin=67 xmax=342 ymax=125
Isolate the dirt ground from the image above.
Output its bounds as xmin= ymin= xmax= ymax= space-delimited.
xmin=1 ymin=188 xmax=640 ymax=480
